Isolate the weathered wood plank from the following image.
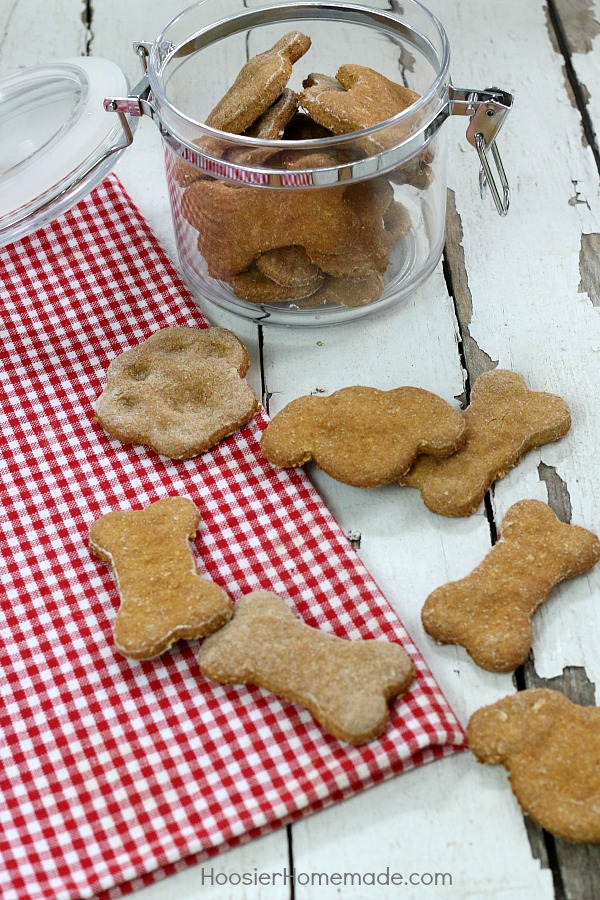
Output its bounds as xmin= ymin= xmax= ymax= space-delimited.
xmin=428 ymin=0 xmax=600 ymax=687
xmin=8 ymin=0 xmax=599 ymax=896
xmin=521 ymin=665 xmax=600 ymax=900
xmin=0 ymin=0 xmax=88 ymax=77
xmin=433 ymin=0 xmax=600 ymax=895
xmin=0 ymin=0 xmax=86 ymax=73
xmin=550 ymin=0 xmax=600 ymax=151
xmin=551 ymin=0 xmax=600 ymax=55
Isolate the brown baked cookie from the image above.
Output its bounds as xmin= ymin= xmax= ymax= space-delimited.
xmin=244 ymin=88 xmax=299 ymax=139
xmin=389 ymin=156 xmax=435 ymax=190
xmin=422 ymin=499 xmax=600 ymax=672
xmin=198 ymin=590 xmax=415 ymax=745
xmin=95 ymin=327 xmax=259 ymax=459
xmin=306 ymin=241 xmax=386 ymax=278
xmin=399 ymin=370 xmax=572 ymax=517
xmin=283 ymin=111 xmax=333 ymax=140
xmin=205 ymin=32 xmax=311 ymax=134
xmin=307 ymin=199 xmax=410 ymax=289
xmin=255 ymin=245 xmax=323 ymax=289
xmin=182 ymin=179 xmax=391 ymax=280
xmin=305 ymin=273 xmax=385 ymax=308
xmin=468 ymin=690 xmax=600 ymax=843
xmin=260 ymin=385 xmax=465 ymax=487
xmin=171 ymin=138 xmax=210 ymax=189
xmin=224 ymin=89 xmax=301 ymax=168
xmin=229 ymin=265 xmax=323 ymax=304
xmin=303 ymin=177 xmax=396 ymax=279
xmin=90 ymin=497 xmax=232 ymax=660
xmin=384 ymin=200 xmax=412 ymax=241
xmin=280 ymin=146 xmax=360 ymax=170
xmin=300 ymin=64 xmax=420 ymax=150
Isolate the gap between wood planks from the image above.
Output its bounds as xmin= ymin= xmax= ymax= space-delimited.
xmin=546 ymin=0 xmax=600 ymax=171
xmin=547 ymin=0 xmax=600 ymax=313
xmin=250 ymin=5 xmax=600 ymax=892
xmin=443 ymin=0 xmax=600 ymax=871
xmin=82 ymin=0 xmax=93 ymax=56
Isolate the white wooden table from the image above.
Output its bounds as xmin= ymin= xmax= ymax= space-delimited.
xmin=3 ymin=1 xmax=600 ymax=897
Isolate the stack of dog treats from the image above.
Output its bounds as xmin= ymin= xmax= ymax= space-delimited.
xmin=175 ymin=33 xmax=434 ymax=309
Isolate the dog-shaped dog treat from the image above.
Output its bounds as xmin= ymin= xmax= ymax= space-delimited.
xmin=468 ymin=690 xmax=600 ymax=843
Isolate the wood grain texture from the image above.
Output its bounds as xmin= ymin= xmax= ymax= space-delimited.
xmin=7 ymin=0 xmax=600 ymax=895
xmin=0 ymin=0 xmax=85 ymax=74
xmin=437 ymin=1 xmax=600 ymax=894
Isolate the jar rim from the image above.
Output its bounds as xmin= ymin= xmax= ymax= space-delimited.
xmin=147 ymin=0 xmax=450 ymax=168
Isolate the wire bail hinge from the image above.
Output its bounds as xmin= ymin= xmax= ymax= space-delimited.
xmin=449 ymin=85 xmax=514 ymax=216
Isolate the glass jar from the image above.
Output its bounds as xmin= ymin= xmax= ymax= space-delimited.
xmin=0 ymin=0 xmax=513 ymax=327
xmin=124 ymin=0 xmax=512 ymax=325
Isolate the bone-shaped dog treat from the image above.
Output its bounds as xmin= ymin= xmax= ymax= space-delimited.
xmin=199 ymin=591 xmax=415 ymax=744
xmin=399 ymin=370 xmax=571 ymax=517
xmin=468 ymin=690 xmax=600 ymax=843
xmin=205 ymin=32 xmax=311 ymax=134
xmin=260 ymin=385 xmax=465 ymax=487
xmin=422 ymin=499 xmax=600 ymax=672
xmin=90 ymin=497 xmax=233 ymax=660
xmin=95 ymin=326 xmax=259 ymax=459
xmin=182 ymin=177 xmax=394 ymax=280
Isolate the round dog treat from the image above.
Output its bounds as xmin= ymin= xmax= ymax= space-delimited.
xmin=468 ymin=690 xmax=600 ymax=843
xmin=306 ymin=273 xmax=385 ymax=308
xmin=229 ymin=265 xmax=324 ymax=304
xmin=90 ymin=496 xmax=233 ymax=660
xmin=199 ymin=590 xmax=415 ymax=745
xmin=261 ymin=385 xmax=466 ymax=487
xmin=95 ymin=326 xmax=259 ymax=459
xmin=255 ymin=246 xmax=322 ymax=288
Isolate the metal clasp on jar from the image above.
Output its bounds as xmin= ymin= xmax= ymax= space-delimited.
xmin=103 ymin=35 xmax=514 ymax=215
xmin=449 ymin=85 xmax=513 ymax=216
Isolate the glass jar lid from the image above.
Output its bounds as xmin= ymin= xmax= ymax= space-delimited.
xmin=0 ymin=57 xmax=133 ymax=247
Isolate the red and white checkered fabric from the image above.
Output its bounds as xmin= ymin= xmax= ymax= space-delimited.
xmin=0 ymin=175 xmax=465 ymax=900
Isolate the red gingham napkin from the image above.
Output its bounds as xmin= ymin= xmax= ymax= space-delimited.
xmin=0 ymin=174 xmax=465 ymax=900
